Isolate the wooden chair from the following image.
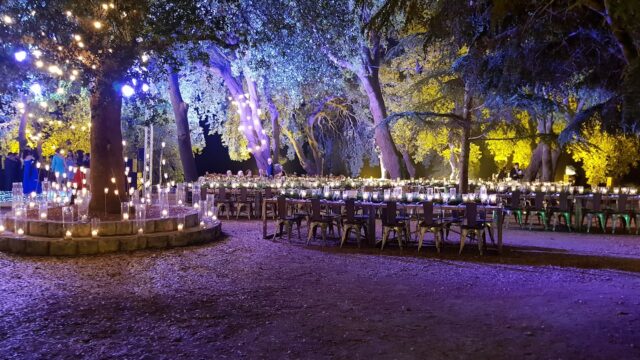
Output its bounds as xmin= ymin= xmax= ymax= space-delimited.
xmin=216 ymin=187 xmax=234 ymax=220
xmin=417 ymin=201 xmax=444 ymax=253
xmin=525 ymin=192 xmax=548 ymax=230
xmin=583 ymin=193 xmax=606 ymax=233
xmin=380 ymin=201 xmax=409 ymax=250
xmin=550 ymin=192 xmax=572 ymax=231
xmin=235 ymin=187 xmax=253 ymax=219
xmin=609 ymin=194 xmax=632 ymax=234
xmin=459 ymin=202 xmax=488 ymax=255
xmin=275 ymin=196 xmax=303 ymax=242
xmin=340 ymin=198 xmax=368 ymax=248
xmin=264 ymin=188 xmax=277 ymax=219
xmin=307 ymin=198 xmax=339 ymax=246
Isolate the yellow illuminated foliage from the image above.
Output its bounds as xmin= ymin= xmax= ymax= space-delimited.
xmin=568 ymin=120 xmax=640 ymax=186
xmin=486 ymin=110 xmax=535 ymax=167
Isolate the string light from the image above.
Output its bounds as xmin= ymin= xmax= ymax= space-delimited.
xmin=35 ymin=60 xmax=43 ymax=68
xmin=14 ymin=50 xmax=27 ymax=62
xmin=2 ymin=15 xmax=13 ymax=24
xmin=93 ymin=21 xmax=102 ymax=29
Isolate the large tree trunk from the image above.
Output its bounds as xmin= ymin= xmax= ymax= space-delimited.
xmin=264 ymin=90 xmax=280 ymax=164
xmin=402 ymin=150 xmax=416 ymax=179
xmin=281 ymin=127 xmax=317 ymax=175
xmin=89 ymin=74 xmax=127 ymax=215
xmin=167 ymin=70 xmax=198 ymax=182
xmin=209 ymin=48 xmax=270 ymax=171
xmin=457 ymin=85 xmax=473 ymax=194
xmin=359 ymin=73 xmax=405 ymax=180
xmin=525 ymin=143 xmax=543 ymax=181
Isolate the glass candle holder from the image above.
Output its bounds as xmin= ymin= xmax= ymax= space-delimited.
xmin=91 ymin=218 xmax=100 ymax=237
xmin=121 ymin=202 xmax=130 ymax=221
xmin=177 ymin=214 xmax=185 ymax=231
xmin=39 ymin=203 xmax=48 ymax=220
xmin=62 ymin=206 xmax=74 ymax=238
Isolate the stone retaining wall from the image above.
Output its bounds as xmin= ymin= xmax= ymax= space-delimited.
xmin=0 ymin=221 xmax=222 ymax=256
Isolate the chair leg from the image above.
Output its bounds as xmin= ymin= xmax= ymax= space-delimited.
xmin=479 ymin=230 xmax=485 ymax=256
xmin=286 ymin=222 xmax=292 ymax=243
xmin=340 ymin=226 xmax=349 ymax=248
xmin=459 ymin=230 xmax=467 ymax=255
xmin=435 ymin=229 xmax=443 ymax=253
xmin=296 ymin=220 xmax=302 ymax=240
xmin=307 ymin=224 xmax=314 ymax=245
xmin=321 ymin=226 xmax=327 ymax=247
xmin=355 ymin=226 xmax=362 ymax=248
xmin=381 ymin=228 xmax=389 ymax=250
xmin=418 ymin=228 xmax=426 ymax=252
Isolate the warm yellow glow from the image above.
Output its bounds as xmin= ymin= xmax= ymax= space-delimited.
xmin=35 ymin=60 xmax=44 ymax=68
xmin=93 ymin=21 xmax=103 ymax=29
xmin=2 ymin=15 xmax=13 ymax=24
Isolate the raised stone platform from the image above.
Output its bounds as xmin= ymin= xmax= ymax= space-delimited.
xmin=0 ymin=220 xmax=222 ymax=256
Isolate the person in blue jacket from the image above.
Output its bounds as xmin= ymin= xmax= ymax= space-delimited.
xmin=50 ymin=148 xmax=66 ymax=182
xmin=22 ymin=149 xmax=40 ymax=194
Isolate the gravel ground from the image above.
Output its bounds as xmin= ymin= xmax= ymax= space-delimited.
xmin=0 ymin=220 xmax=639 ymax=359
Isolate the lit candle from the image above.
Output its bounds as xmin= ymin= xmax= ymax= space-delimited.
xmin=122 ymin=213 xmax=129 ymax=220
xmin=91 ymin=229 xmax=98 ymax=237
xmin=177 ymin=223 xmax=184 ymax=231
xmin=40 ymin=211 xmax=47 ymax=220
xmin=138 ymin=227 xmax=144 ymax=234
xmin=17 ymin=228 xmax=24 ymax=235
xmin=104 ymin=188 xmax=109 ymax=194
xmin=162 ymin=209 xmax=168 ymax=217
xmin=65 ymin=230 xmax=72 ymax=238
xmin=0 ymin=224 xmax=5 ymax=232
xmin=200 ymin=221 xmax=205 ymax=228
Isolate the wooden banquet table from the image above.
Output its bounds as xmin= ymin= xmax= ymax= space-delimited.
xmin=262 ymin=198 xmax=504 ymax=253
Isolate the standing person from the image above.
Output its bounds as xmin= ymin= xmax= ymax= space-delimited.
xmin=4 ymin=153 xmax=19 ymax=191
xmin=266 ymin=157 xmax=274 ymax=178
xmin=73 ymin=151 xmax=86 ymax=190
xmin=22 ymin=150 xmax=39 ymax=194
xmin=65 ymin=151 xmax=76 ymax=180
xmin=50 ymin=148 xmax=66 ymax=182
xmin=509 ymin=163 xmax=524 ymax=181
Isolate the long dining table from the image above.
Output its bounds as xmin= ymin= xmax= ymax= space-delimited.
xmin=261 ymin=197 xmax=505 ymax=253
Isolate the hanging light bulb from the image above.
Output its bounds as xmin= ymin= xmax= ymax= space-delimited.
xmin=14 ymin=51 xmax=27 ymax=62
xmin=93 ymin=21 xmax=102 ymax=29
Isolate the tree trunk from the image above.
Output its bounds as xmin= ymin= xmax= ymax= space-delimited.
xmin=402 ymin=150 xmax=416 ymax=179
xmin=457 ymin=85 xmax=473 ymax=194
xmin=264 ymin=90 xmax=280 ymax=164
xmin=525 ymin=143 xmax=543 ymax=181
xmin=89 ymin=74 xmax=127 ymax=215
xmin=209 ymin=48 xmax=270 ymax=171
xmin=360 ymin=75 xmax=405 ymax=179
xmin=17 ymin=98 xmax=28 ymax=155
xmin=167 ymin=70 xmax=198 ymax=182
xmin=281 ymin=128 xmax=317 ymax=175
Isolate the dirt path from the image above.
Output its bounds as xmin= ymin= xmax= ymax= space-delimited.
xmin=0 ymin=221 xmax=639 ymax=359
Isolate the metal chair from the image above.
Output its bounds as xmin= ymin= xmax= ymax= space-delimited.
xmin=503 ymin=190 xmax=524 ymax=228
xmin=550 ymin=192 xmax=572 ymax=231
xmin=340 ymin=198 xmax=368 ymax=248
xmin=417 ymin=201 xmax=444 ymax=253
xmin=525 ymin=192 xmax=548 ymax=230
xmin=264 ymin=188 xmax=277 ymax=219
xmin=459 ymin=202 xmax=488 ymax=255
xmin=582 ymin=193 xmax=606 ymax=233
xmin=609 ymin=194 xmax=632 ymax=234
xmin=380 ymin=201 xmax=409 ymax=250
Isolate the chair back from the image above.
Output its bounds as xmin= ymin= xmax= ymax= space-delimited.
xmin=382 ymin=201 xmax=398 ymax=226
xmin=465 ymin=202 xmax=478 ymax=226
xmin=310 ymin=198 xmax=323 ymax=221
xmin=510 ymin=190 xmax=521 ymax=208
xmin=239 ymin=187 xmax=248 ymax=202
xmin=277 ymin=196 xmax=288 ymax=220
xmin=422 ymin=201 xmax=434 ymax=226
xmin=558 ymin=192 xmax=570 ymax=211
xmin=265 ymin=187 xmax=273 ymax=198
xmin=591 ymin=193 xmax=602 ymax=211
xmin=617 ymin=194 xmax=628 ymax=212
xmin=345 ymin=198 xmax=355 ymax=223
xmin=218 ymin=186 xmax=227 ymax=200
xmin=534 ymin=192 xmax=545 ymax=209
